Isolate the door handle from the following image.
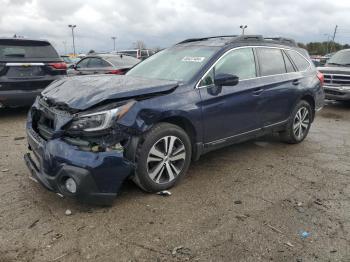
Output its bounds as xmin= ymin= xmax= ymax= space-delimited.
xmin=292 ymin=79 xmax=300 ymax=85
xmin=252 ymin=88 xmax=264 ymax=96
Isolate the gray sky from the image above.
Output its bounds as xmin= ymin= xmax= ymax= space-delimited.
xmin=1 ymin=0 xmax=349 ymax=54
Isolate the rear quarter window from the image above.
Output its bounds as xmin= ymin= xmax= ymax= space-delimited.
xmin=286 ymin=50 xmax=310 ymax=71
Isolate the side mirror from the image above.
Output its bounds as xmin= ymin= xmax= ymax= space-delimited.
xmin=214 ymin=74 xmax=239 ymax=87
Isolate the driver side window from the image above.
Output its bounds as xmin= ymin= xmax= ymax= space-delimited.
xmin=76 ymin=58 xmax=89 ymax=68
xmin=199 ymin=48 xmax=256 ymax=87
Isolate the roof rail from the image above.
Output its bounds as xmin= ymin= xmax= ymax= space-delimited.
xmin=176 ymin=35 xmax=298 ymax=47
xmin=176 ymin=35 xmax=238 ymax=45
xmin=233 ymin=35 xmax=264 ymax=42
xmin=263 ymin=37 xmax=297 ymax=47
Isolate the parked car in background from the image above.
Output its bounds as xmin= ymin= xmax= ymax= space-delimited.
xmin=310 ymin=55 xmax=322 ymax=67
xmin=0 ymin=38 xmax=66 ymax=107
xmin=61 ymin=55 xmax=80 ymax=66
xmin=116 ymin=49 xmax=155 ymax=60
xmin=318 ymin=49 xmax=350 ymax=101
xmin=319 ymin=52 xmax=335 ymax=66
xmin=67 ymin=54 xmax=140 ymax=76
xmin=24 ymin=35 xmax=324 ymax=205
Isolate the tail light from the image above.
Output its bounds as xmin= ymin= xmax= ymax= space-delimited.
xmin=317 ymin=71 xmax=324 ymax=87
xmin=107 ymin=69 xmax=124 ymax=75
xmin=49 ymin=62 xmax=67 ymax=70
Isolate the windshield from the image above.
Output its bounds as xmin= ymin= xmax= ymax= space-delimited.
xmin=327 ymin=50 xmax=350 ymax=65
xmin=126 ymin=46 xmax=218 ymax=82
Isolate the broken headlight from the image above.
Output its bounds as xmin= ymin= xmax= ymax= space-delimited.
xmin=67 ymin=101 xmax=135 ymax=132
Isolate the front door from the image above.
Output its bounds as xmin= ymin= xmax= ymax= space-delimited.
xmin=198 ymin=47 xmax=263 ymax=143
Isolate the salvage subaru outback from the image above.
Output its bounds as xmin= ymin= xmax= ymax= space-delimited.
xmin=24 ymin=35 xmax=325 ymax=205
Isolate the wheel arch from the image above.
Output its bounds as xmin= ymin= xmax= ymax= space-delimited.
xmin=160 ymin=116 xmax=197 ymax=144
xmin=300 ymin=94 xmax=316 ymax=121
xmin=159 ymin=116 xmax=201 ymax=160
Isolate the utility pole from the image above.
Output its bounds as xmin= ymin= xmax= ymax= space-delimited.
xmin=111 ymin=36 xmax=116 ymax=51
xmin=240 ymin=25 xmax=248 ymax=35
xmin=324 ymin=34 xmax=331 ymax=54
xmin=68 ymin=25 xmax=77 ymax=56
xmin=330 ymin=25 xmax=338 ymax=52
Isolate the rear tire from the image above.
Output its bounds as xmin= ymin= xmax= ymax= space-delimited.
xmin=280 ymin=100 xmax=312 ymax=144
xmin=133 ymin=123 xmax=192 ymax=192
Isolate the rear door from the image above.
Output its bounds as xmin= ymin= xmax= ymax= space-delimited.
xmin=0 ymin=39 xmax=65 ymax=91
xmin=255 ymin=47 xmax=299 ymax=127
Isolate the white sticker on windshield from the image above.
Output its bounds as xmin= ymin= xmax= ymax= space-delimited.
xmin=182 ymin=56 xmax=205 ymax=63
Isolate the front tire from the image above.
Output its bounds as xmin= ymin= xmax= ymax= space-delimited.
xmin=281 ymin=100 xmax=312 ymax=144
xmin=133 ymin=123 xmax=192 ymax=192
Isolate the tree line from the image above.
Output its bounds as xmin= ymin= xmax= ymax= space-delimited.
xmin=298 ymin=41 xmax=350 ymax=56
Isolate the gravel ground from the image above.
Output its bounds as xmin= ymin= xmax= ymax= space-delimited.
xmin=0 ymin=101 xmax=350 ymax=262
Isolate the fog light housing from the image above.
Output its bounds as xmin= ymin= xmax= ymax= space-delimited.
xmin=65 ymin=178 xmax=77 ymax=194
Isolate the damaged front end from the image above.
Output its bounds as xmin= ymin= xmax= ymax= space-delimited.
xmin=60 ymin=100 xmax=139 ymax=153
xmin=25 ymin=96 xmax=141 ymax=205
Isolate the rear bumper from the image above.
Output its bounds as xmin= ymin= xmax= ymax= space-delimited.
xmin=0 ymin=89 xmax=43 ymax=107
xmin=24 ymin=125 xmax=134 ymax=205
xmin=324 ymin=85 xmax=350 ymax=101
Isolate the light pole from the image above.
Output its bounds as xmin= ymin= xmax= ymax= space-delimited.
xmin=62 ymin=41 xmax=67 ymax=55
xmin=68 ymin=25 xmax=77 ymax=56
xmin=240 ymin=25 xmax=248 ymax=35
xmin=111 ymin=36 xmax=116 ymax=51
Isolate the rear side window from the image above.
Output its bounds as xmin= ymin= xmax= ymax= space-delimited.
xmin=257 ymin=48 xmax=286 ymax=76
xmin=88 ymin=58 xmax=110 ymax=68
xmin=0 ymin=40 xmax=58 ymax=59
xmin=286 ymin=50 xmax=310 ymax=71
xmin=106 ymin=56 xmax=140 ymax=67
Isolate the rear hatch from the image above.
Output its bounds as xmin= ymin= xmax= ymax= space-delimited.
xmin=0 ymin=39 xmax=66 ymax=91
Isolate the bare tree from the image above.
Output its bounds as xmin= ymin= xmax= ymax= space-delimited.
xmin=134 ymin=40 xmax=146 ymax=50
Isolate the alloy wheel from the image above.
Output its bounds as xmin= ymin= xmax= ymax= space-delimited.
xmin=146 ymin=136 xmax=186 ymax=184
xmin=293 ymin=106 xmax=310 ymax=140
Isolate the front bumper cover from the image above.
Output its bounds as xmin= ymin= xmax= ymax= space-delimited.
xmin=324 ymin=85 xmax=350 ymax=101
xmin=24 ymin=126 xmax=134 ymax=205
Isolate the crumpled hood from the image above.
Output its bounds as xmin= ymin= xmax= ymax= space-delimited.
xmin=42 ymin=75 xmax=179 ymax=111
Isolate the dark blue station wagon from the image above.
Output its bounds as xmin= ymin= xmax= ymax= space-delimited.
xmin=24 ymin=35 xmax=325 ymax=205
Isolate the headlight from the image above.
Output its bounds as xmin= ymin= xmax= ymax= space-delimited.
xmin=67 ymin=101 xmax=135 ymax=132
